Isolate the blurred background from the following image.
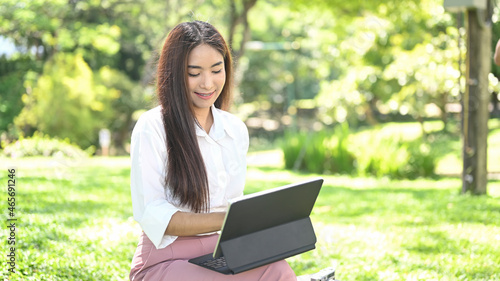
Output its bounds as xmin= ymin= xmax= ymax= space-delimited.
xmin=1 ymin=0 xmax=500 ymax=179
xmin=2 ymin=1 xmax=500 ymax=279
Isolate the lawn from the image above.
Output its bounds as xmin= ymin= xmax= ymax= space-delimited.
xmin=1 ymin=155 xmax=499 ymax=280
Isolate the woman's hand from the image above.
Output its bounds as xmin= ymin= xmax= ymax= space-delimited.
xmin=165 ymin=211 xmax=226 ymax=236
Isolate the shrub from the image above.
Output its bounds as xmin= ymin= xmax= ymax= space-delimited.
xmin=325 ymin=123 xmax=355 ymax=174
xmin=282 ymin=130 xmax=307 ymax=171
xmin=354 ymin=132 xmax=436 ymax=179
xmin=303 ymin=130 xmax=329 ymax=174
xmin=282 ymin=124 xmax=437 ymax=179
xmin=405 ymin=141 xmax=435 ymax=178
xmin=2 ymin=132 xmax=94 ymax=158
xmin=281 ymin=123 xmax=355 ymax=174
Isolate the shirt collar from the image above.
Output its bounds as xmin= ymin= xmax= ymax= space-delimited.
xmin=195 ymin=105 xmax=234 ymax=141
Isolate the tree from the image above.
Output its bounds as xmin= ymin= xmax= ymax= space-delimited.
xmin=0 ymin=0 xmax=128 ymax=147
xmin=0 ymin=0 xmax=202 ymax=150
xmin=0 ymin=55 xmax=39 ymax=138
xmin=460 ymin=1 xmax=493 ymax=195
xmin=14 ymin=53 xmax=117 ymax=148
xmin=382 ymin=28 xmax=461 ymax=132
xmin=284 ymin=0 xmax=463 ymax=129
xmin=228 ymin=0 xmax=258 ymax=64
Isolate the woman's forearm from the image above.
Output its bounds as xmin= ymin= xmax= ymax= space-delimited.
xmin=165 ymin=211 xmax=226 ymax=236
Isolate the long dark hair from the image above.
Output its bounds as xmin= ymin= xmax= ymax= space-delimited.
xmin=156 ymin=21 xmax=233 ymax=213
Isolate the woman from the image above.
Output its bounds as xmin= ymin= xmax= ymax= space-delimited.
xmin=129 ymin=21 xmax=297 ymax=280
xmin=495 ymin=39 xmax=500 ymax=66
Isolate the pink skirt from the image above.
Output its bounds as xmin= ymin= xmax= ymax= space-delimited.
xmin=129 ymin=232 xmax=297 ymax=281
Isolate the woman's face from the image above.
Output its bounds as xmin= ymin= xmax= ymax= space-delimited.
xmin=187 ymin=44 xmax=226 ymax=115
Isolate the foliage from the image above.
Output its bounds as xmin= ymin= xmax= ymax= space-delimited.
xmin=0 ymin=70 xmax=24 ymax=133
xmin=1 ymin=158 xmax=499 ymax=280
xmin=0 ymin=0 xmax=264 ymax=151
xmin=354 ymin=133 xmax=436 ymax=179
xmin=325 ymin=124 xmax=355 ymax=174
xmin=0 ymin=55 xmax=40 ymax=136
xmin=94 ymin=66 xmax=151 ymax=152
xmin=281 ymin=123 xmax=355 ymax=175
xmin=14 ymin=53 xmax=117 ymax=149
xmin=381 ymin=26 xmax=461 ymax=125
xmin=282 ymin=122 xmax=439 ymax=179
xmin=1 ymin=132 xmax=93 ymax=158
xmin=0 ymin=0 xmax=198 ymax=149
xmin=238 ymin=1 xmax=337 ymax=114
xmin=234 ymin=0 xmax=469 ymax=131
xmin=1 ymin=0 xmax=498 ymax=153
xmin=281 ymin=130 xmax=325 ymax=173
xmin=289 ymin=0 xmax=465 ymax=127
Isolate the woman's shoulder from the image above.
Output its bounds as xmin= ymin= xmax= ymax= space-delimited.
xmin=133 ymin=106 xmax=164 ymax=134
xmin=213 ymin=107 xmax=248 ymax=141
xmin=214 ymin=108 xmax=247 ymax=130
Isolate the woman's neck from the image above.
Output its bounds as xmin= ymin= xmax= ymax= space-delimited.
xmin=194 ymin=107 xmax=213 ymax=134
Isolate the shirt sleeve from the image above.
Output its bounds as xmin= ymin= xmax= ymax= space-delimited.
xmin=130 ymin=113 xmax=180 ymax=249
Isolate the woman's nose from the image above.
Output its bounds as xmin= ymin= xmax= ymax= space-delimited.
xmin=200 ymin=74 xmax=214 ymax=90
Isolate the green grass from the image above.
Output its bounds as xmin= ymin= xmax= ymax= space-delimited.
xmin=0 ymin=157 xmax=138 ymax=280
xmin=246 ymin=166 xmax=500 ymax=280
xmin=1 ymin=156 xmax=499 ymax=280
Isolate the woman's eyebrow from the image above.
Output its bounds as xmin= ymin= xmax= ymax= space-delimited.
xmin=188 ymin=61 xmax=223 ymax=69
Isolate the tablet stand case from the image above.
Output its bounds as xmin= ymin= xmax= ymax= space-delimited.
xmin=220 ymin=217 xmax=316 ymax=274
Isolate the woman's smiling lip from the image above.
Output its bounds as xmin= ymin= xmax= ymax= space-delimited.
xmin=195 ymin=91 xmax=215 ymax=100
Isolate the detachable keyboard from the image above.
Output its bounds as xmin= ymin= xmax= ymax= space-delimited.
xmin=189 ymin=254 xmax=232 ymax=274
xmin=200 ymin=256 xmax=227 ymax=270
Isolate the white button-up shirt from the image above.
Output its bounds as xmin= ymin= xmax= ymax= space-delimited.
xmin=130 ymin=105 xmax=249 ymax=249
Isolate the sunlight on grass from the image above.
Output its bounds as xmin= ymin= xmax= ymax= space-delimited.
xmin=1 ymin=153 xmax=499 ymax=280
xmin=0 ymin=157 xmax=134 ymax=280
xmin=246 ymin=157 xmax=500 ymax=280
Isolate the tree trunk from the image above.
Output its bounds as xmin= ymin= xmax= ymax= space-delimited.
xmin=462 ymin=4 xmax=492 ymax=195
xmin=228 ymin=0 xmax=258 ymax=68
xmin=438 ymin=91 xmax=448 ymax=130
